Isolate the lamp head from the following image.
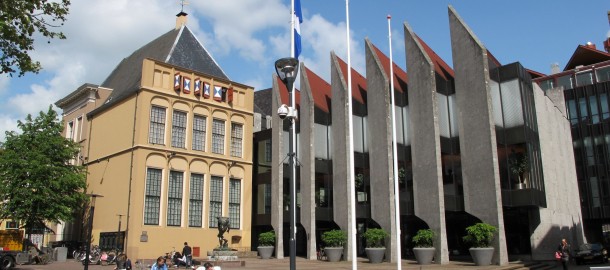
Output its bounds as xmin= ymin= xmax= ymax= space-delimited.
xmin=274 ymin=57 xmax=299 ymax=89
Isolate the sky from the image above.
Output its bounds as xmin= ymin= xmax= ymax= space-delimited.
xmin=0 ymin=0 xmax=609 ymax=141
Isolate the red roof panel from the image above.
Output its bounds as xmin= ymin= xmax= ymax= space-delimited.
xmin=336 ymin=57 xmax=367 ymax=104
xmin=304 ymin=67 xmax=332 ymax=113
xmin=370 ymin=43 xmax=408 ymax=93
xmin=275 ymin=76 xmax=301 ymax=110
xmin=415 ymin=36 xmax=455 ymax=80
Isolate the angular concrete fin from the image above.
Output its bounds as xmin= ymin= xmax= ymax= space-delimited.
xmin=330 ymin=50 xmax=355 ymax=261
xmin=364 ymin=37 xmax=397 ymax=262
xmin=448 ymin=5 xmax=486 ymax=53
xmin=298 ymin=62 xmax=318 ymax=260
xmin=404 ymin=20 xmax=450 ymax=264
xmin=364 ymin=38 xmax=389 ymax=83
xmin=448 ymin=5 xmax=508 ymax=265
xmin=270 ymin=73 xmax=285 ymax=259
xmin=403 ymin=22 xmax=434 ymax=70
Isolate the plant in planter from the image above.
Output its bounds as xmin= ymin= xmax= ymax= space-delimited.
xmin=462 ymin=223 xmax=497 ymax=266
xmin=363 ymin=228 xmax=388 ymax=263
xmin=257 ymin=231 xmax=276 ymax=259
xmin=412 ymin=229 xmax=435 ymax=264
xmin=509 ymin=151 xmax=529 ymax=189
xmin=321 ymin=229 xmax=347 ymax=262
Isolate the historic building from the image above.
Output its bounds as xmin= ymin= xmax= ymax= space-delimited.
xmin=56 ymin=13 xmax=254 ymax=260
xmin=253 ymin=6 xmax=584 ymax=264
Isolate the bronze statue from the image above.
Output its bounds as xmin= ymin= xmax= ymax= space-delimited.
xmin=217 ymin=217 xmax=231 ymax=249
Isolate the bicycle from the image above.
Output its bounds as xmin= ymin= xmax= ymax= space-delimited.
xmin=80 ymin=245 xmax=101 ymax=266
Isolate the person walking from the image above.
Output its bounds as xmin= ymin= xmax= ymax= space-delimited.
xmin=182 ymin=242 xmax=192 ymax=268
xmin=114 ymin=253 xmax=128 ymax=270
xmin=151 ymin=256 xmax=168 ymax=270
xmin=558 ymin=238 xmax=571 ymax=270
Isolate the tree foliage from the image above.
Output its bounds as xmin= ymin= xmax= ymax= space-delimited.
xmin=0 ymin=106 xmax=87 ymax=232
xmin=0 ymin=0 xmax=71 ymax=77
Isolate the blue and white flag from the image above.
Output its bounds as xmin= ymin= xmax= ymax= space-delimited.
xmin=174 ymin=73 xmax=181 ymax=91
xmin=203 ymin=82 xmax=210 ymax=98
xmin=293 ymin=0 xmax=303 ymax=59
xmin=183 ymin=77 xmax=191 ymax=93
xmin=194 ymin=78 xmax=201 ymax=96
xmin=213 ymin=85 xmax=223 ymax=101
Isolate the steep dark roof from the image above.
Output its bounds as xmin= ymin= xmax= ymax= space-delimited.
xmin=254 ymin=88 xmax=273 ymax=116
xmin=564 ymin=44 xmax=610 ymax=71
xmin=90 ymin=25 xmax=228 ymax=117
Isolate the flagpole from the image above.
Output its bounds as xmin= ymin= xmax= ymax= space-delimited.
xmin=388 ymin=14 xmax=402 ymax=270
xmin=345 ymin=1 xmax=357 ymax=270
xmin=289 ymin=1 xmax=297 ymax=270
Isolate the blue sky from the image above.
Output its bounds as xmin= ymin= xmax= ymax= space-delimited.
xmin=0 ymin=0 xmax=608 ymax=140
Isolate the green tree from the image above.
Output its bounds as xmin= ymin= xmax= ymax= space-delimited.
xmin=0 ymin=0 xmax=71 ymax=77
xmin=0 ymin=106 xmax=87 ymax=233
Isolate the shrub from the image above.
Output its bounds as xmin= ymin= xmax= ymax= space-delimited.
xmin=322 ymin=229 xmax=347 ymax=248
xmin=363 ymin=228 xmax=388 ymax=248
xmin=462 ymin=223 xmax=497 ymax=248
xmin=412 ymin=229 xmax=435 ymax=248
xmin=258 ymin=231 xmax=276 ymax=247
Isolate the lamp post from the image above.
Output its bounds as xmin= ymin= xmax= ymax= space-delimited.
xmin=274 ymin=57 xmax=299 ymax=270
xmin=84 ymin=194 xmax=103 ymax=270
xmin=116 ymin=214 xmax=124 ymax=252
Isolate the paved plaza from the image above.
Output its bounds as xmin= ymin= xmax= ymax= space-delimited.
xmin=10 ymin=258 xmax=610 ymax=270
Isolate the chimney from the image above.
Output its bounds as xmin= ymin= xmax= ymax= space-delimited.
xmin=585 ymin=41 xmax=597 ymax=50
xmin=176 ymin=11 xmax=187 ymax=29
xmin=605 ymin=37 xmax=610 ymax=53
xmin=551 ymin=63 xmax=560 ymax=75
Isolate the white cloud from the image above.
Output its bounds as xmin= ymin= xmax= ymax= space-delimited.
xmin=0 ymin=114 xmax=19 ymax=142
xmin=0 ymin=75 xmax=9 ymax=96
xmin=189 ymin=0 xmax=288 ymax=61
xmin=298 ymin=14 xmax=365 ymax=82
xmin=8 ymin=63 xmax=85 ymax=116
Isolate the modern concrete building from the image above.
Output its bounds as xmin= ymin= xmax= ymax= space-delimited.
xmin=534 ymin=23 xmax=610 ymax=246
xmin=55 ymin=12 xmax=255 ymax=260
xmin=252 ymin=6 xmax=584 ymax=265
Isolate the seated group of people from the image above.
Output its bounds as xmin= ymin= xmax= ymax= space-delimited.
xmin=151 ymin=256 xmax=220 ymax=270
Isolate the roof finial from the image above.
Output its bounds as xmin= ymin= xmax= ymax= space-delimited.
xmin=175 ymin=0 xmax=188 ymax=29
xmin=179 ymin=0 xmax=189 ymax=13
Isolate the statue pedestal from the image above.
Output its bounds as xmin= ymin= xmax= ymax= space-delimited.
xmin=209 ymin=250 xmax=239 ymax=261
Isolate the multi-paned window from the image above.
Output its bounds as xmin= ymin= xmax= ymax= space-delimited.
xmin=144 ymin=168 xmax=162 ymax=225
xmin=230 ymin=123 xmax=243 ymax=157
xmin=212 ymin=119 xmax=225 ymax=154
xmin=209 ymin=176 xmax=223 ymax=227
xmin=192 ymin=115 xmax=207 ymax=151
xmin=149 ymin=106 xmax=166 ymax=144
xmin=229 ymin=179 xmax=241 ymax=229
xmin=189 ymin=173 xmax=204 ymax=227
xmin=171 ymin=110 xmax=187 ymax=148
xmin=167 ymin=171 xmax=183 ymax=226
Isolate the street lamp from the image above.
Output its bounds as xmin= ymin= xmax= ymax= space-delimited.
xmin=116 ymin=214 xmax=124 ymax=253
xmin=84 ymin=193 xmax=103 ymax=270
xmin=274 ymin=57 xmax=299 ymax=270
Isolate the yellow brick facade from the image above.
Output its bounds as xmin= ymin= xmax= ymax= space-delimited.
xmin=84 ymin=59 xmax=254 ymax=260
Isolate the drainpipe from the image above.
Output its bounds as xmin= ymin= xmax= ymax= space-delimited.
xmin=125 ymin=90 xmax=139 ymax=252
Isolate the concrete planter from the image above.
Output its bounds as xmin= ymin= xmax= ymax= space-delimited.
xmin=257 ymin=246 xmax=274 ymax=259
xmin=324 ymin=247 xmax=343 ymax=262
xmin=413 ymin=247 xmax=435 ymax=265
xmin=469 ymin=247 xmax=494 ymax=266
xmin=365 ymin=247 xmax=386 ymax=263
